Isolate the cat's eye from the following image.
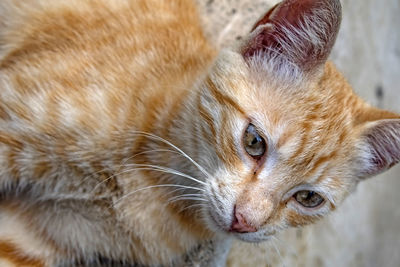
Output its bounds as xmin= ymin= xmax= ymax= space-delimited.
xmin=243 ymin=124 xmax=266 ymax=159
xmin=294 ymin=190 xmax=324 ymax=208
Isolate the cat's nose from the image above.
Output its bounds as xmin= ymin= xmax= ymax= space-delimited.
xmin=229 ymin=205 xmax=257 ymax=233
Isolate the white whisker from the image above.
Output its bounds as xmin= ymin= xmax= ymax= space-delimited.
xmin=101 ymin=166 xmax=206 ymax=202
xmin=167 ymin=196 xmax=208 ymax=204
xmin=178 ymin=203 xmax=208 ymax=213
xmin=130 ymin=131 xmax=212 ymax=179
xmin=85 ymin=149 xmax=180 ymax=193
xmin=123 ymin=163 xmax=207 ymax=186
xmin=112 ymin=184 xmax=204 ymax=207
xmin=271 ymin=236 xmax=286 ymax=267
xmin=167 ymin=193 xmax=204 ymax=203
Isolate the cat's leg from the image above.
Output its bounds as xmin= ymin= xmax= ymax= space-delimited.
xmin=207 ymin=237 xmax=232 ymax=267
xmin=0 ymin=202 xmax=58 ymax=267
xmin=181 ymin=236 xmax=232 ymax=267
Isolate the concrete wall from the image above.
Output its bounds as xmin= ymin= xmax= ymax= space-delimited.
xmin=197 ymin=0 xmax=400 ymax=266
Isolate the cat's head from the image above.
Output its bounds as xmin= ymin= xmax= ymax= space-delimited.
xmin=198 ymin=0 xmax=400 ymax=242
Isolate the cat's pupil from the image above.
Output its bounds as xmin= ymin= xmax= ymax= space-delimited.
xmin=305 ymin=191 xmax=314 ymax=199
xmin=243 ymin=124 xmax=266 ymax=158
xmin=294 ymin=190 xmax=324 ymax=208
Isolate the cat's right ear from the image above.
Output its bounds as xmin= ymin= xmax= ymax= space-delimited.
xmin=241 ymin=0 xmax=342 ymax=74
xmin=354 ymin=118 xmax=400 ymax=179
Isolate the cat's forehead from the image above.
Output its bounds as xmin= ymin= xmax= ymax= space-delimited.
xmin=214 ymin=51 xmax=352 ymax=127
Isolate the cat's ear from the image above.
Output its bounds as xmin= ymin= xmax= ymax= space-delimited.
xmin=354 ymin=116 xmax=400 ymax=179
xmin=241 ymin=0 xmax=341 ymax=74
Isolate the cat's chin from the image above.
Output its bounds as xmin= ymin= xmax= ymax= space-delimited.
xmin=230 ymin=232 xmax=272 ymax=243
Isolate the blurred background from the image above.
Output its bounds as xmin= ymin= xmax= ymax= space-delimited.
xmin=197 ymin=0 xmax=400 ymax=266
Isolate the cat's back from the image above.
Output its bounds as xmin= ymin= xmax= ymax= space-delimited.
xmin=0 ymin=0 xmax=209 ymax=61
xmin=0 ymin=0 xmax=215 ymax=140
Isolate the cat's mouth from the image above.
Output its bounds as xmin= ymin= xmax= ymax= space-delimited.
xmin=207 ymin=207 xmax=231 ymax=233
xmin=206 ymin=204 xmax=276 ymax=242
xmin=205 ymin=190 xmax=260 ymax=238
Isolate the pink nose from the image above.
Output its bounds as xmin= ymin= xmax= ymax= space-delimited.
xmin=230 ymin=206 xmax=257 ymax=233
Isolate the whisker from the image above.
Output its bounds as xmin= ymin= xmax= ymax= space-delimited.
xmin=271 ymin=236 xmax=286 ymax=267
xmin=167 ymin=193 xmax=204 ymax=203
xmin=85 ymin=149 xmax=180 ymax=193
xmin=120 ymin=148 xmax=180 ymax=167
xmin=96 ymin=166 xmax=206 ymax=200
xmin=130 ymin=131 xmax=212 ymax=179
xmin=178 ymin=203 xmax=208 ymax=213
xmin=123 ymin=163 xmax=207 ymax=186
xmin=167 ymin=196 xmax=208 ymax=204
xmin=112 ymin=148 xmax=180 ymax=182
xmin=79 ymin=167 xmax=114 ymax=187
xmin=165 ymin=187 xmax=190 ymax=197
xmin=112 ymin=184 xmax=204 ymax=207
xmin=85 ymin=132 xmax=211 ymax=201
xmin=120 ymin=199 xmax=208 ymax=219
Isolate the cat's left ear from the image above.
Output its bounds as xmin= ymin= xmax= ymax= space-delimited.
xmin=241 ymin=0 xmax=341 ymax=74
xmin=354 ymin=116 xmax=400 ymax=179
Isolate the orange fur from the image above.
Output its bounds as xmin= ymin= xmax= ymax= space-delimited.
xmin=0 ymin=0 xmax=399 ymax=265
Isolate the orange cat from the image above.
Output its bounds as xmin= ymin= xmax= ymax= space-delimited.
xmin=0 ymin=0 xmax=399 ymax=266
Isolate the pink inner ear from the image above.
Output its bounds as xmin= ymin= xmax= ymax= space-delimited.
xmin=362 ymin=120 xmax=400 ymax=177
xmin=251 ymin=0 xmax=316 ymax=32
xmin=242 ymin=0 xmax=341 ymax=73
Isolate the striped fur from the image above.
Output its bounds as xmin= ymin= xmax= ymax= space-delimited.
xmin=0 ymin=0 xmax=399 ymax=266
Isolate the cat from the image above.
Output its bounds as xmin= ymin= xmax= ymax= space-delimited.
xmin=0 ymin=0 xmax=399 ymax=266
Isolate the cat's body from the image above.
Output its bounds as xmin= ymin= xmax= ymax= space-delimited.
xmin=0 ymin=0 xmax=399 ymax=266
xmin=0 ymin=0 xmax=219 ymax=265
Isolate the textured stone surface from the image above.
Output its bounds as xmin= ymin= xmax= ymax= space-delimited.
xmin=197 ymin=0 xmax=400 ymax=266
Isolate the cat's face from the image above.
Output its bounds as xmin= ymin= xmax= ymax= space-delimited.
xmin=201 ymin=53 xmax=356 ymax=242
xmin=197 ymin=0 xmax=400 ymax=242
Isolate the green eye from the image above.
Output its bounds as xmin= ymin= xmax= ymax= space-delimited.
xmin=243 ymin=124 xmax=266 ymax=158
xmin=294 ymin=190 xmax=324 ymax=208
